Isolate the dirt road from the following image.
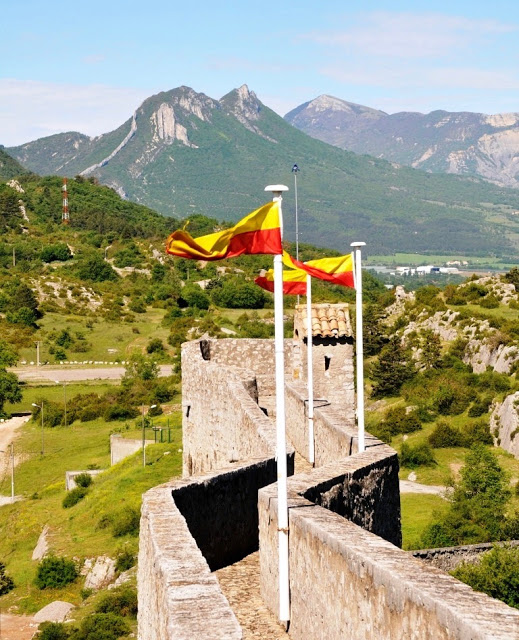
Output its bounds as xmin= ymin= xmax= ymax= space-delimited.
xmin=10 ymin=364 xmax=173 ymax=384
xmin=0 ymin=614 xmax=37 ymax=640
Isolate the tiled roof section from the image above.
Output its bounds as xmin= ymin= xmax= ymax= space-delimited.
xmin=294 ymin=303 xmax=352 ymax=339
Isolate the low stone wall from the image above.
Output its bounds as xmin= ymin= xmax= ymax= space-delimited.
xmin=110 ymin=434 xmax=153 ymax=466
xmin=285 ymin=380 xmax=356 ymax=464
xmin=413 ymin=539 xmax=519 ymax=572
xmin=138 ymin=459 xmax=285 ymax=639
xmin=65 ymin=469 xmax=103 ymax=490
xmin=138 ymin=481 xmax=241 ymax=640
xmin=259 ymin=454 xmax=519 ymax=640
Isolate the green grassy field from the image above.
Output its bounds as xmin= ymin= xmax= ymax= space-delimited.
xmin=400 ymin=494 xmax=450 ymax=550
xmin=366 ymin=253 xmax=515 ymax=270
xmin=18 ymin=309 xmax=173 ymax=364
xmin=0 ymin=410 xmax=182 ymax=614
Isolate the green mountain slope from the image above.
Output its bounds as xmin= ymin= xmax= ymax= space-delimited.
xmin=0 ymin=146 xmax=26 ymax=179
xmin=8 ymin=86 xmax=519 ymax=256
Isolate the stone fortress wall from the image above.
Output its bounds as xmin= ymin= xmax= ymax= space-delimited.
xmin=138 ymin=337 xmax=519 ymax=639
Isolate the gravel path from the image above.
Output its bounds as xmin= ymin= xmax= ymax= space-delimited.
xmin=399 ymin=480 xmax=450 ymax=496
xmin=215 ymin=552 xmax=288 ymax=639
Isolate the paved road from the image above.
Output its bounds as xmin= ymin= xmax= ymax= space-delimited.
xmin=10 ymin=365 xmax=174 ymax=384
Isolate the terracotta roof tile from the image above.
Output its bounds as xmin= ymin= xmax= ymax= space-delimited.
xmin=294 ymin=303 xmax=352 ymax=339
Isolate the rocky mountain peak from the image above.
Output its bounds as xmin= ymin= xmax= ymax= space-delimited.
xmin=220 ymin=84 xmax=262 ymax=122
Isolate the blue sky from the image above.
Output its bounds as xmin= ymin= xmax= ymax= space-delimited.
xmin=2 ymin=0 xmax=519 ymax=146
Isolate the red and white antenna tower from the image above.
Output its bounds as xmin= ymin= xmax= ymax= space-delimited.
xmin=62 ymin=178 xmax=70 ymax=224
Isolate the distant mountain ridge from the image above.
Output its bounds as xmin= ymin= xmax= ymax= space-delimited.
xmin=7 ymin=85 xmax=519 ymax=256
xmin=0 ymin=147 xmax=26 ymax=180
xmin=285 ymin=95 xmax=519 ymax=189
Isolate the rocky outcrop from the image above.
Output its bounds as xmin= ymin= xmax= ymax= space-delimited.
xmin=491 ymin=392 xmax=519 ymax=458
xmin=82 ymin=556 xmax=116 ymax=590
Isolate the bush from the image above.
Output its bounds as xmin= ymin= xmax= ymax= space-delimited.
xmin=452 ymin=545 xmax=519 ymax=608
xmin=62 ymin=487 xmax=87 ymax=508
xmin=146 ymin=338 xmax=165 ymax=354
xmin=115 ymin=548 xmax=136 ymax=573
xmin=383 ymin=406 xmax=422 ymax=435
xmin=104 ymin=405 xmax=139 ymax=421
xmin=95 ymin=585 xmax=138 ymax=617
xmin=463 ymin=421 xmax=493 ymax=446
xmin=112 ymin=506 xmax=140 ymax=537
xmin=479 ymin=295 xmax=500 ymax=309
xmin=35 ymin=556 xmax=78 ymax=589
xmin=0 ymin=561 xmax=14 ymax=595
xmin=434 ymin=384 xmax=471 ymax=416
xmin=71 ymin=613 xmax=130 ymax=640
xmin=40 ymin=244 xmax=72 ymax=263
xmin=74 ymin=473 xmax=93 ymax=488
xmin=34 ymin=621 xmax=71 ymax=640
xmin=428 ymin=422 xmax=466 ymax=448
xmin=400 ymin=442 xmax=436 ymax=468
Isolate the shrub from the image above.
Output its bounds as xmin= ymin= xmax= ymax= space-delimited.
xmin=383 ymin=406 xmax=422 ymax=435
xmin=95 ymin=585 xmax=138 ymax=617
xmin=180 ymin=285 xmax=210 ymax=310
xmin=104 ymin=405 xmax=139 ymax=421
xmin=34 ymin=621 xmax=72 ymax=640
xmin=434 ymin=384 xmax=471 ymax=416
xmin=452 ymin=545 xmax=519 ymax=608
xmin=62 ymin=487 xmax=87 ymax=508
xmin=74 ymin=473 xmax=93 ymax=488
xmin=463 ymin=421 xmax=493 ymax=446
xmin=40 ymin=244 xmax=72 ymax=263
xmin=428 ymin=422 xmax=466 ymax=448
xmin=79 ymin=407 xmax=100 ymax=422
xmin=112 ymin=506 xmax=140 ymax=537
xmin=146 ymin=338 xmax=165 ymax=354
xmin=115 ymin=548 xmax=136 ymax=573
xmin=34 ymin=556 xmax=78 ymax=589
xmin=400 ymin=442 xmax=436 ymax=468
xmin=71 ymin=613 xmax=130 ymax=640
xmin=129 ymin=298 xmax=146 ymax=313
xmin=0 ymin=561 xmax=14 ymax=595
xmin=479 ymin=295 xmax=500 ymax=309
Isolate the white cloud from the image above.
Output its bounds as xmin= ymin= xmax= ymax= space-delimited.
xmin=0 ymin=79 xmax=150 ymax=146
xmin=303 ymin=12 xmax=516 ymax=58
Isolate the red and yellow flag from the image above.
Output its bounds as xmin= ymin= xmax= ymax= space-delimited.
xmin=165 ymin=201 xmax=282 ymax=261
xmin=255 ymin=267 xmax=307 ymax=295
xmin=283 ymin=251 xmax=355 ymax=288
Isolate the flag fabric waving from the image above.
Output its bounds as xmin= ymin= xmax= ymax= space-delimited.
xmin=255 ymin=267 xmax=307 ymax=295
xmin=283 ymin=251 xmax=355 ymax=288
xmin=165 ymin=201 xmax=282 ymax=261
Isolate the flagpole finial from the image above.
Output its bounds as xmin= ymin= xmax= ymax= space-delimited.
xmin=265 ymin=184 xmax=289 ymax=195
xmin=350 ymin=241 xmax=366 ymax=247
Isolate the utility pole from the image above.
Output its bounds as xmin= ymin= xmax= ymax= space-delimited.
xmin=35 ymin=341 xmax=40 ymax=367
xmin=10 ymin=444 xmax=14 ymax=503
xmin=142 ymin=405 xmax=156 ymax=467
xmin=32 ymin=402 xmax=44 ymax=455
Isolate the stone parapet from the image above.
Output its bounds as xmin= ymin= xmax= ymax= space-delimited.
xmin=259 ymin=455 xmax=519 ymax=640
xmin=138 ymin=482 xmax=242 ymax=640
xmin=286 ymin=380 xmax=356 ymax=464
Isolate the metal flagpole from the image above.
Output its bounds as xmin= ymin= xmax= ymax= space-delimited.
xmin=265 ymin=183 xmax=290 ymax=625
xmin=351 ymin=242 xmax=366 ymax=453
xmin=306 ymin=275 xmax=315 ymax=466
xmin=292 ymin=164 xmax=300 ymax=305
